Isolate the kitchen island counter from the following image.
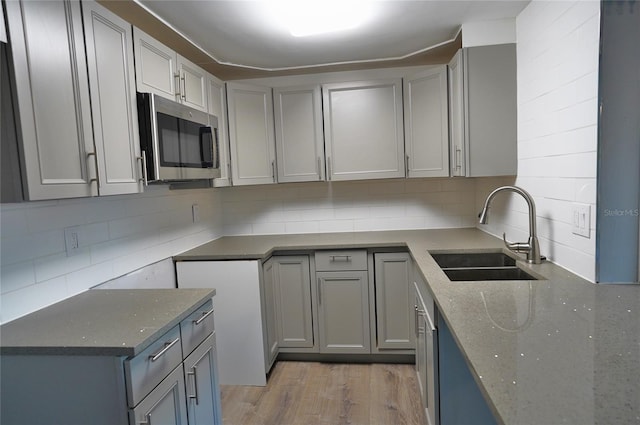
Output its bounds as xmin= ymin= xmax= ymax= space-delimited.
xmin=175 ymin=229 xmax=640 ymax=425
xmin=0 ymin=288 xmax=216 ymax=356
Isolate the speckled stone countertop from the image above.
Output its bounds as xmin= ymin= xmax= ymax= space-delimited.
xmin=0 ymin=289 xmax=216 ymax=356
xmin=176 ymin=228 xmax=640 ymax=425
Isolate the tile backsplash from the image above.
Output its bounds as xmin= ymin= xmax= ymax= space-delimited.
xmin=0 ymin=186 xmax=222 ymax=323
xmin=219 ymin=178 xmax=478 ymax=236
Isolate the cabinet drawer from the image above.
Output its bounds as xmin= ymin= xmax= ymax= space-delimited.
xmin=315 ymin=250 xmax=367 ymax=271
xmin=180 ymin=299 xmax=215 ymax=358
xmin=125 ymin=325 xmax=182 ymax=407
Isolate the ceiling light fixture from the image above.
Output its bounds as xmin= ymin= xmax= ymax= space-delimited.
xmin=268 ymin=0 xmax=376 ymax=37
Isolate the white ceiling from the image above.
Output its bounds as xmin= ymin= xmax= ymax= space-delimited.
xmin=136 ymin=0 xmax=529 ymax=71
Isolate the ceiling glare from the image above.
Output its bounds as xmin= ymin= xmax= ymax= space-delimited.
xmin=268 ymin=0 xmax=377 ymax=37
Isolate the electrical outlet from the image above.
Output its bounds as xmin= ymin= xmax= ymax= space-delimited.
xmin=64 ymin=226 xmax=82 ymax=256
xmin=192 ymin=204 xmax=200 ymax=223
xmin=571 ymin=203 xmax=590 ymax=238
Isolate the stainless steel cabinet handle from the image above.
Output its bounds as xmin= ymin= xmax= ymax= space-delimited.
xmin=148 ymin=337 xmax=180 ymax=362
xmin=406 ymin=154 xmax=410 ymax=176
xmin=317 ymin=157 xmax=322 ymax=180
xmin=187 ymin=367 xmax=199 ymax=405
xmin=327 ymin=157 xmax=332 ymax=180
xmin=317 ymin=278 xmax=321 ymax=305
xmin=174 ymin=73 xmax=181 ymax=97
xmin=180 ymin=73 xmax=186 ymax=100
xmin=271 ymin=160 xmax=276 ymax=182
xmin=329 ymin=255 xmax=351 ymax=262
xmin=140 ymin=151 xmax=148 ymax=186
xmin=414 ymin=305 xmax=419 ymax=337
xmin=193 ymin=308 xmax=214 ymax=325
xmin=86 ymin=151 xmax=99 ymax=186
xmin=455 ymin=147 xmax=462 ymax=170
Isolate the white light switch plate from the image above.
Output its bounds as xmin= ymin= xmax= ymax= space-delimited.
xmin=572 ymin=203 xmax=590 ymax=238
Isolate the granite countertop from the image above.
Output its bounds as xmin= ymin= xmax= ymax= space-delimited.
xmin=176 ymin=228 xmax=640 ymax=425
xmin=0 ymin=288 xmax=216 ymax=356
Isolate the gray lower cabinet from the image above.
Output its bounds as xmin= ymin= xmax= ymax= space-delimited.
xmin=374 ymin=252 xmax=415 ymax=350
xmin=0 ymin=299 xmax=221 ymax=425
xmin=129 ymin=366 xmax=188 ymax=425
xmin=184 ymin=333 xmax=223 ymax=425
xmin=414 ymin=270 xmax=439 ymax=425
xmin=271 ymin=256 xmax=315 ymax=349
xmin=262 ymin=258 xmax=280 ymax=368
xmin=316 ymin=270 xmax=371 ymax=354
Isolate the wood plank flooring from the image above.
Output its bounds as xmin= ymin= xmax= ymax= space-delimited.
xmin=221 ymin=361 xmax=426 ymax=425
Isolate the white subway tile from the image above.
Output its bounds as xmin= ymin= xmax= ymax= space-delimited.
xmin=317 ymin=220 xmax=355 ymax=233
xmin=0 ymin=261 xmax=36 ymax=294
xmin=252 ymin=222 xmax=286 ymax=235
xmin=34 ymin=250 xmax=91 ymax=283
xmin=1 ymin=276 xmax=69 ymax=324
xmin=284 ymin=221 xmax=320 ymax=234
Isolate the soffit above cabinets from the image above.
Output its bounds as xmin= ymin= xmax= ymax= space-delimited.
xmin=98 ymin=0 xmax=529 ymax=80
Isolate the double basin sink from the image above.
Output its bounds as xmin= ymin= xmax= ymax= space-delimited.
xmin=431 ymin=252 xmax=540 ymax=282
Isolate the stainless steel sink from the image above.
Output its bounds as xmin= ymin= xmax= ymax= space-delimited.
xmin=441 ymin=267 xmax=538 ymax=281
xmin=431 ymin=252 xmax=515 ymax=268
xmin=430 ymin=252 xmax=540 ymax=281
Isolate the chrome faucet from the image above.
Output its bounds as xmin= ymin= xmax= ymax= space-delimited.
xmin=479 ymin=185 xmax=543 ymax=264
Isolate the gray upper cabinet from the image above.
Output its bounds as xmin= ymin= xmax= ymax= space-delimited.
xmin=404 ymin=67 xmax=450 ymax=178
xmin=207 ymin=74 xmax=231 ymax=187
xmin=322 ymin=79 xmax=405 ymax=181
xmin=83 ymin=1 xmax=142 ymax=196
xmin=6 ymin=0 xmax=96 ymax=200
xmin=448 ymin=44 xmax=517 ymax=177
xmin=133 ymin=27 xmax=177 ymax=100
xmin=273 ymin=85 xmax=325 ymax=183
xmin=133 ymin=28 xmax=207 ymax=112
xmin=5 ymin=0 xmax=142 ymax=200
xmin=226 ymin=82 xmax=277 ymax=186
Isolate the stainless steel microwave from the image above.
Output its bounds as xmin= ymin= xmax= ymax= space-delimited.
xmin=137 ymin=93 xmax=220 ymax=183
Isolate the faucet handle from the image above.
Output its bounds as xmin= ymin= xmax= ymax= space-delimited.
xmin=502 ymin=233 xmax=531 ymax=253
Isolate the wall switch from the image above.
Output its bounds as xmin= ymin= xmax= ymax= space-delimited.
xmin=571 ymin=203 xmax=590 ymax=238
xmin=64 ymin=226 xmax=82 ymax=256
xmin=192 ymin=204 xmax=200 ymax=223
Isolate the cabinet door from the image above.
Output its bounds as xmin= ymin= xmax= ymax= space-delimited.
xmin=448 ymin=50 xmax=466 ymax=177
xmin=272 ymin=256 xmax=314 ymax=348
xmin=6 ymin=0 xmax=96 ymax=200
xmin=463 ymin=45 xmax=517 ymax=177
xmin=374 ymin=253 xmax=414 ymax=350
xmin=317 ymin=271 xmax=370 ymax=354
xmin=207 ymin=75 xmax=231 ymax=187
xmin=83 ymin=1 xmax=142 ymax=196
xmin=404 ymin=67 xmax=449 ymax=178
xmin=322 ymin=79 xmax=405 ymax=181
xmin=273 ymin=85 xmax=325 ymax=182
xmin=133 ymin=27 xmax=177 ymax=101
xmin=184 ymin=333 xmax=223 ymax=425
xmin=415 ymin=294 xmax=428 ymax=408
xmin=226 ymin=82 xmax=277 ymax=186
xmin=129 ymin=366 xmax=188 ymax=425
xmin=262 ymin=258 xmax=279 ymax=369
xmin=177 ymin=55 xmax=208 ymax=112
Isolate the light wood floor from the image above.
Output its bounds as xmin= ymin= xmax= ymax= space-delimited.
xmin=221 ymin=361 xmax=426 ymax=425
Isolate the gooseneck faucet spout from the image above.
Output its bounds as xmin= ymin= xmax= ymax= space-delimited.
xmin=479 ymin=185 xmax=542 ymax=264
